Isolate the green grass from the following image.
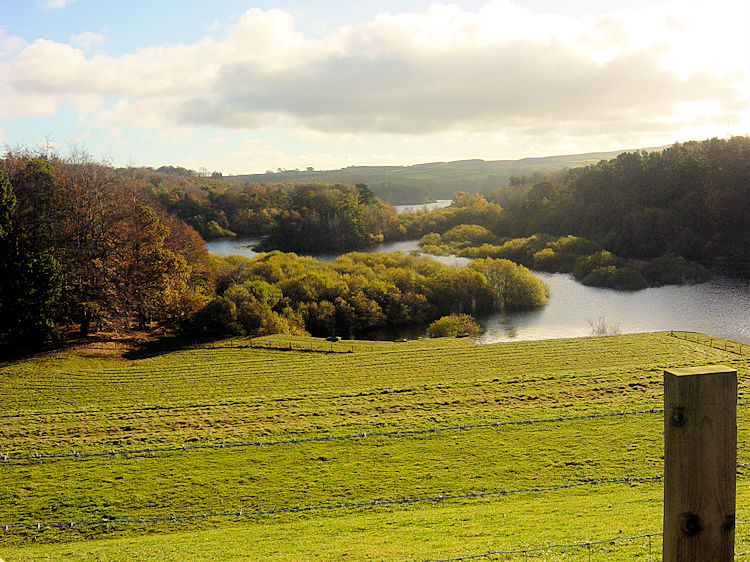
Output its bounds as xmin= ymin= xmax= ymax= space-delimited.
xmin=1 ymin=332 xmax=748 ymax=560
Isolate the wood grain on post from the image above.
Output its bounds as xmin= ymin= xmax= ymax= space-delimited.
xmin=663 ymin=366 xmax=737 ymax=561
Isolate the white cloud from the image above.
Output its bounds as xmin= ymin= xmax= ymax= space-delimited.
xmin=69 ymin=31 xmax=104 ymax=50
xmin=0 ymin=27 xmax=24 ymax=56
xmin=1 ymin=1 xmax=747 ymax=153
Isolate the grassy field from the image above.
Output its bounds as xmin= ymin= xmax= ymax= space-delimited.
xmin=1 ymin=332 xmax=748 ymax=560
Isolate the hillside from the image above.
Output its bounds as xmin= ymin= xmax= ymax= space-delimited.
xmin=231 ymin=148 xmax=654 ymax=203
xmin=1 ymin=332 xmax=749 ymax=559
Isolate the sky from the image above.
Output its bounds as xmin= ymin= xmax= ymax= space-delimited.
xmin=0 ymin=0 xmax=748 ymax=175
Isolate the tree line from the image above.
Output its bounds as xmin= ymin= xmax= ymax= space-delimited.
xmin=497 ymin=137 xmax=749 ymax=263
xmin=141 ymin=136 xmax=750 ymax=265
xmin=401 ymin=137 xmax=748 ymax=287
xmin=145 ymin=171 xmax=404 ymax=252
xmin=0 ymin=154 xmax=211 ymax=346
xmin=420 ymin=230 xmax=709 ymax=290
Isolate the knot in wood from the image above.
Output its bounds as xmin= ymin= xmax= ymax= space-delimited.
xmin=680 ymin=513 xmax=703 ymax=537
xmin=669 ymin=406 xmax=686 ymax=427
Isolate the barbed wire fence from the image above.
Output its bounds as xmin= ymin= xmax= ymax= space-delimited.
xmin=668 ymin=330 xmax=746 ymax=355
xmin=3 ymin=396 xmax=749 ymax=557
xmin=426 ymin=532 xmax=665 ymax=561
xmin=430 ymin=521 xmax=750 ymax=561
xmin=4 ymin=403 xmax=748 ymax=463
xmin=2 ymin=475 xmax=663 ymax=531
xmin=0 ymin=407 xmax=665 ymax=463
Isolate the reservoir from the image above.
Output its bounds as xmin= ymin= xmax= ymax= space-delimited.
xmin=205 ymin=237 xmax=749 ymax=344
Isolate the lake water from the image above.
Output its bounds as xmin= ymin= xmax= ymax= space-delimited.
xmin=205 ymin=237 xmax=749 ymax=344
xmin=394 ymin=200 xmax=452 ymax=214
xmin=476 ymin=269 xmax=748 ymax=344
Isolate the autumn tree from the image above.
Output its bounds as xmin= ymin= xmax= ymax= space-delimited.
xmin=0 ymin=154 xmax=211 ymax=345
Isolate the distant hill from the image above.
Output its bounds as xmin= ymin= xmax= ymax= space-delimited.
xmin=231 ymin=147 xmax=666 ymax=204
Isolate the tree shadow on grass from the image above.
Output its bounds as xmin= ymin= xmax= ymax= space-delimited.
xmin=122 ymin=334 xmax=234 ymax=360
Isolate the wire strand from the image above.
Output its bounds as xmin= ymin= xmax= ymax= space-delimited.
xmin=1 ymin=475 xmax=662 ymax=531
xmin=1 ymin=408 xmax=664 ymax=463
xmin=425 ymin=531 xmax=664 ymax=561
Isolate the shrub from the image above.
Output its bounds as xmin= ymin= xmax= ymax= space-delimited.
xmin=205 ymin=220 xmax=236 ymax=239
xmin=420 ymin=233 xmax=442 ymax=246
xmin=426 ymin=313 xmax=483 ymax=338
xmin=187 ymin=297 xmax=239 ymax=336
xmin=468 ymin=258 xmax=549 ymax=310
xmin=582 ymin=266 xmax=649 ymax=290
xmin=572 ymin=251 xmax=622 ymax=280
xmin=441 ymin=224 xmax=498 ymax=247
xmin=636 ymin=254 xmax=710 ymax=286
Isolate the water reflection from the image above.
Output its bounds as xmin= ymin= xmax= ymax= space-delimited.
xmin=476 ymin=271 xmax=749 ymax=344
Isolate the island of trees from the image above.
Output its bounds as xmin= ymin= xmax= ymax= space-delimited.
xmin=0 ymin=136 xmax=747 ymax=349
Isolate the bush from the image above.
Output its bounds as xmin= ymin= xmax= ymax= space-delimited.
xmin=532 ymin=248 xmax=580 ymax=272
xmin=582 ymin=266 xmax=649 ymax=290
xmin=469 ymin=258 xmax=549 ymax=310
xmin=441 ymin=224 xmax=498 ymax=247
xmin=457 ymin=244 xmax=503 ymax=259
xmin=636 ymin=254 xmax=710 ymax=286
xmin=205 ymin=220 xmax=236 ymax=239
xmin=426 ymin=314 xmax=483 ymax=338
xmin=420 ymin=233 xmax=442 ymax=246
xmin=550 ymin=235 xmax=601 ymax=255
xmin=572 ymin=251 xmax=622 ymax=280
xmin=187 ymin=297 xmax=239 ymax=336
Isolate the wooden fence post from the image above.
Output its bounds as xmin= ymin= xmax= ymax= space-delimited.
xmin=663 ymin=365 xmax=737 ymax=561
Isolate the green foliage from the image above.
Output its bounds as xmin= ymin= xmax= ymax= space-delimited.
xmin=163 ymin=179 xmax=401 ymax=250
xmin=580 ymin=265 xmax=649 ymax=290
xmin=632 ymin=254 xmax=710 ymax=286
xmin=0 ymin=168 xmax=16 ymax=239
xmin=426 ymin=313 xmax=483 ymax=337
xmin=511 ymin=137 xmax=749 ymax=262
xmin=187 ymin=297 xmax=239 ymax=336
xmin=199 ymin=251 xmax=547 ymax=338
xmin=402 ymin=193 xmax=507 ymax=239
xmin=205 ymin=220 xmax=236 ymax=239
xmin=407 ymin=137 xmax=747 ymax=273
xmin=441 ymin=224 xmax=498 ymax=247
xmin=254 ymin=184 xmax=400 ymax=253
xmin=0 ymin=168 xmax=62 ymax=344
xmin=0 ymin=252 xmax=62 ymax=344
xmin=569 ymin=250 xmax=709 ymax=290
xmin=421 ymin=228 xmax=707 ymax=292
xmin=571 ymin=250 xmax=621 ymax=279
xmin=0 ymin=155 xmax=212 ymax=344
xmin=468 ymin=258 xmax=549 ymax=311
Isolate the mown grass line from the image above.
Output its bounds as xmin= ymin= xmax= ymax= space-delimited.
xmin=1 ymin=332 xmax=748 ymax=558
xmin=6 ymin=483 xmax=750 ymax=560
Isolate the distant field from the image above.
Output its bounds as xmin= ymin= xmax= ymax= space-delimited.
xmin=1 ymin=333 xmax=748 ymax=560
xmin=231 ymin=148 xmax=648 ymax=202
